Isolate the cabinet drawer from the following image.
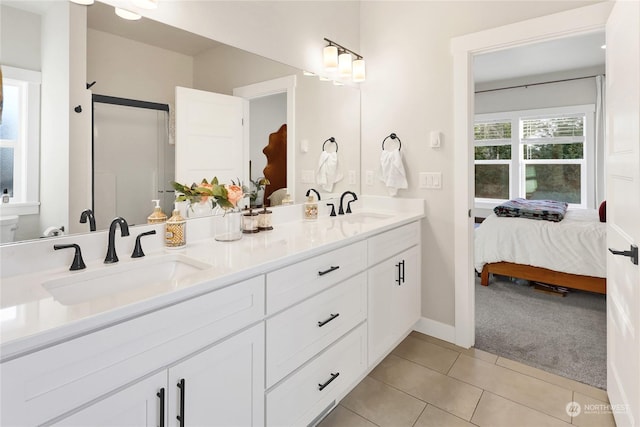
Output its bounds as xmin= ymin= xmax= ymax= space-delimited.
xmin=368 ymin=221 xmax=420 ymax=266
xmin=266 ymin=240 xmax=367 ymax=314
xmin=266 ymin=272 xmax=366 ymax=387
xmin=266 ymin=323 xmax=367 ymax=427
xmin=1 ymin=276 xmax=265 ymax=426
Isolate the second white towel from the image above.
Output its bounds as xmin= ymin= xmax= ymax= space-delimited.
xmin=316 ymin=150 xmax=343 ymax=192
xmin=379 ymin=150 xmax=408 ymax=196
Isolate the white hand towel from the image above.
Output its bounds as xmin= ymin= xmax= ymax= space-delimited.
xmin=379 ymin=150 xmax=408 ymax=196
xmin=316 ymin=151 xmax=343 ymax=192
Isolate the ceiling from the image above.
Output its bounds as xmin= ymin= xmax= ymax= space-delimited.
xmin=87 ymin=1 xmax=221 ymax=56
xmin=474 ymin=31 xmax=606 ymax=83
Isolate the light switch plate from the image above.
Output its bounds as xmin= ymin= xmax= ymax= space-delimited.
xmin=419 ymin=172 xmax=442 ymax=189
xmin=348 ymin=170 xmax=357 ymax=185
xmin=366 ymin=170 xmax=374 ymax=186
xmin=430 ymin=131 xmax=441 ymax=148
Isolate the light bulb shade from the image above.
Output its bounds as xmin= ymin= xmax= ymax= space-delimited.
xmin=338 ymin=52 xmax=352 ymax=78
xmin=132 ymin=0 xmax=158 ymax=9
xmin=323 ymin=46 xmax=338 ymax=71
xmin=352 ymin=58 xmax=366 ymax=82
xmin=115 ymin=7 xmax=142 ymax=20
xmin=70 ymin=0 xmax=94 ymax=4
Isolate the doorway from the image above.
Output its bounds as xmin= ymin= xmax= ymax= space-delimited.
xmin=451 ymin=3 xmax=612 ymax=349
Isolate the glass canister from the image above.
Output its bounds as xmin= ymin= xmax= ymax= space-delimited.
xmin=242 ymin=210 xmax=260 ymax=234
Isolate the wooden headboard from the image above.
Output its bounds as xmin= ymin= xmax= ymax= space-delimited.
xmin=262 ymin=124 xmax=287 ymax=205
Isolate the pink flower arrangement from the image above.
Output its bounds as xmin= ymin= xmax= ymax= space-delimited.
xmin=172 ymin=177 xmax=246 ymax=211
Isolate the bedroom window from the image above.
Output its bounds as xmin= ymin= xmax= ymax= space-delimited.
xmin=475 ymin=105 xmax=595 ymax=209
xmin=474 ymin=121 xmax=512 ymax=200
xmin=0 ymin=66 xmax=41 ymax=215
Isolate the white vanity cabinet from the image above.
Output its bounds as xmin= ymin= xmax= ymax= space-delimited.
xmin=367 ymin=222 xmax=421 ymax=365
xmin=50 ymin=324 xmax=264 ymax=427
xmin=1 ymin=276 xmax=265 ymax=426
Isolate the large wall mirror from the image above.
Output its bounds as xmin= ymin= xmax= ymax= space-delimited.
xmin=0 ymin=0 xmax=361 ymax=244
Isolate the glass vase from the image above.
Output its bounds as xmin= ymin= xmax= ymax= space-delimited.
xmin=188 ymin=198 xmax=213 ymax=218
xmin=214 ymin=209 xmax=243 ymax=241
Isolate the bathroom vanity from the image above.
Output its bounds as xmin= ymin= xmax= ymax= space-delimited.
xmin=0 ymin=196 xmax=424 ymax=426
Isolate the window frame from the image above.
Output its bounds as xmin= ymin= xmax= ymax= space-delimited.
xmin=0 ymin=65 xmax=41 ymax=215
xmin=474 ymin=104 xmax=595 ymax=210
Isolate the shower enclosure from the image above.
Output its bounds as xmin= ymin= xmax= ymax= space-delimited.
xmin=92 ymin=95 xmax=174 ymax=229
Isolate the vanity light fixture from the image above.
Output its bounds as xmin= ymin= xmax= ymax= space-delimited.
xmin=323 ymin=38 xmax=365 ymax=83
xmin=115 ymin=7 xmax=142 ymax=20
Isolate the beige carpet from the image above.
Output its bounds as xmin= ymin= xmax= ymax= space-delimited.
xmin=475 ymin=276 xmax=607 ymax=389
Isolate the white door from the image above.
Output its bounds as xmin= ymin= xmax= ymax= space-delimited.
xmin=51 ymin=372 xmax=166 ymax=427
xmin=175 ymin=87 xmax=246 ymax=187
xmin=167 ymin=323 xmax=264 ymax=427
xmin=606 ymin=1 xmax=640 ymax=426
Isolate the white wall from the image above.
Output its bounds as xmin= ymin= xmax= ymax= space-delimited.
xmin=87 ymin=29 xmax=194 ymax=105
xmin=295 ymin=77 xmax=361 ymax=203
xmin=0 ymin=5 xmax=41 ymax=71
xmin=359 ymin=0 xmax=602 ymax=327
xmin=193 ymin=44 xmax=297 ymax=95
xmin=99 ymin=0 xmax=360 ymax=77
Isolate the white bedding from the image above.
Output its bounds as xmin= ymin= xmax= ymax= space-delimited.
xmin=475 ymin=209 xmax=607 ymax=278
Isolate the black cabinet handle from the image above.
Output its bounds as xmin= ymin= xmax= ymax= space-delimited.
xmin=401 ymin=260 xmax=406 ymax=284
xmin=156 ymin=387 xmax=165 ymax=427
xmin=176 ymin=379 xmax=185 ymax=427
xmin=318 ymin=265 xmax=340 ymax=276
xmin=317 ymin=313 xmax=340 ymax=327
xmin=395 ymin=262 xmax=401 ymax=285
xmin=318 ymin=372 xmax=340 ymax=391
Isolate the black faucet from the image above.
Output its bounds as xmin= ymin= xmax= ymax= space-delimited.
xmin=131 ymin=230 xmax=157 ymax=258
xmin=305 ymin=188 xmax=321 ymax=201
xmin=105 ymin=217 xmax=129 ymax=264
xmin=338 ymin=191 xmax=358 ymax=215
xmin=54 ymin=244 xmax=86 ymax=271
xmin=79 ymin=209 xmax=96 ymax=232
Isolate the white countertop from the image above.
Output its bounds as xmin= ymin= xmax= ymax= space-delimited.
xmin=0 ymin=197 xmax=424 ymax=361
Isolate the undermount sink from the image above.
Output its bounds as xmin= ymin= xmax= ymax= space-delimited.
xmin=338 ymin=212 xmax=394 ymax=224
xmin=42 ymin=254 xmax=212 ymax=306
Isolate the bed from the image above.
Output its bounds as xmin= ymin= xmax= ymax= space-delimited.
xmin=475 ymin=208 xmax=607 ymax=294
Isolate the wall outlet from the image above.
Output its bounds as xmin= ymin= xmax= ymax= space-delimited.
xmin=419 ymin=172 xmax=442 ymax=189
xmin=348 ymin=170 xmax=357 ymax=185
xmin=301 ymin=170 xmax=315 ymax=184
xmin=366 ymin=170 xmax=374 ymax=186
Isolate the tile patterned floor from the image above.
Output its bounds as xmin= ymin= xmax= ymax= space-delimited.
xmin=318 ymin=332 xmax=616 ymax=427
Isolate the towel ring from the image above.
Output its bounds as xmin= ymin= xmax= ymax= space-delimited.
xmin=322 ymin=137 xmax=339 ymax=152
xmin=382 ymin=133 xmax=402 ymax=151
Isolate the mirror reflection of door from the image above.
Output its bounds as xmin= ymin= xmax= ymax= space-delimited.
xmin=249 ymin=93 xmax=286 ymax=207
xmin=92 ymin=97 xmax=173 ymax=228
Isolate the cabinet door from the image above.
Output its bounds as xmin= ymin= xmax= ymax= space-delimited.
xmin=167 ymin=323 xmax=264 ymax=427
xmin=368 ymin=246 xmax=420 ymax=365
xmin=50 ymin=371 xmax=166 ymax=427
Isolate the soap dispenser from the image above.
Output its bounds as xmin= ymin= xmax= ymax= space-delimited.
xmin=304 ymin=195 xmax=318 ymax=220
xmin=165 ymin=205 xmax=186 ymax=248
xmin=147 ymin=199 xmax=168 ymax=224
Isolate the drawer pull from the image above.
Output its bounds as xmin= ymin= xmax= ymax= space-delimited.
xmin=156 ymin=387 xmax=165 ymax=427
xmin=318 ymin=265 xmax=340 ymax=276
xmin=317 ymin=313 xmax=340 ymax=327
xmin=318 ymin=372 xmax=340 ymax=391
xmin=176 ymin=379 xmax=185 ymax=427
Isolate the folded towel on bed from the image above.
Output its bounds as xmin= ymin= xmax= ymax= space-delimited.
xmin=493 ymin=198 xmax=568 ymax=222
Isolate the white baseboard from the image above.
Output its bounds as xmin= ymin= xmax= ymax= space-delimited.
xmin=413 ymin=317 xmax=456 ymax=344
